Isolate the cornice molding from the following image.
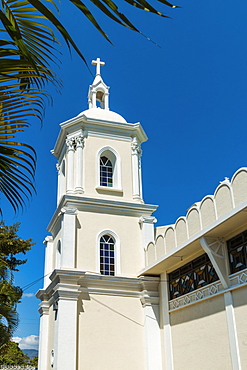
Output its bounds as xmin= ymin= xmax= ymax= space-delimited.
xmin=38 ymin=301 xmax=50 ymax=316
xmin=47 ymin=195 xmax=158 ymax=233
xmin=53 ymin=115 xmax=147 ymax=159
xmin=37 ymin=270 xmax=160 ymax=304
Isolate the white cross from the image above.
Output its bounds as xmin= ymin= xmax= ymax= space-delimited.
xmin=92 ymin=57 xmax=105 ymax=76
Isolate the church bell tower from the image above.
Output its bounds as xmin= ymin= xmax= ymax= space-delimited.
xmin=37 ymin=59 xmax=160 ymax=370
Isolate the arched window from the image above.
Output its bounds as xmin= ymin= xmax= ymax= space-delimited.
xmin=100 ymin=156 xmax=113 ymax=187
xmin=97 ymin=147 xmax=122 ymax=190
xmin=100 ymin=235 xmax=115 ymax=275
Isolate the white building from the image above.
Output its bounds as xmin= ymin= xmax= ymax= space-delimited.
xmin=37 ymin=58 xmax=247 ymax=370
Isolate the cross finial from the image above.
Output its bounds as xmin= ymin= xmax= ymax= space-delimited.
xmin=92 ymin=57 xmax=105 ymax=76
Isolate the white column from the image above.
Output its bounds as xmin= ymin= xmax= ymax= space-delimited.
xmin=224 ymin=292 xmax=241 ymax=369
xmin=53 ymin=289 xmax=80 ymax=370
xmin=139 ymin=150 xmax=143 ymax=200
xmin=56 ymin=163 xmax=61 ymax=204
xmin=38 ymin=303 xmax=50 ymax=370
xmin=61 ymin=207 xmax=78 ymax=268
xmin=160 ymin=272 xmax=174 ymax=370
xmin=92 ymin=89 xmax=96 ymax=108
xmin=104 ymin=92 xmax=109 ymax=110
xmin=43 ymin=236 xmax=54 ymax=288
xmin=131 ymin=137 xmax=142 ymax=202
xmin=66 ymin=137 xmax=75 ymax=194
xmin=75 ymin=133 xmax=84 ymax=194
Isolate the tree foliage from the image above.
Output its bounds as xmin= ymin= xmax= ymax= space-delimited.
xmin=0 ymin=0 xmax=178 ymax=213
xmin=0 ymin=341 xmax=29 ymax=365
xmin=0 ymin=221 xmax=35 ymax=351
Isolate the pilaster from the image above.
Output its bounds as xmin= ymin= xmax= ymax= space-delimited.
xmin=75 ymin=132 xmax=85 ymax=194
xmin=61 ymin=207 xmax=78 ymax=268
xmin=66 ymin=136 xmax=75 ymax=194
xmin=131 ymin=136 xmax=143 ymax=202
xmin=43 ymin=235 xmax=54 ymax=288
xmin=38 ymin=302 xmax=50 ymax=370
xmin=139 ymin=216 xmax=157 ymax=251
xmin=140 ymin=278 xmax=162 ymax=370
xmin=200 ymin=236 xmax=241 ymax=369
xmin=53 ymin=287 xmax=80 ymax=370
xmin=160 ymin=272 xmax=174 ymax=370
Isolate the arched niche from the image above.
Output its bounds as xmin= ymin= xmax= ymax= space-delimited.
xmin=165 ymin=227 xmax=176 ymax=253
xmin=200 ymin=196 xmax=216 ymax=229
xmin=156 ymin=235 xmax=165 ymax=259
xmin=147 ymin=242 xmax=155 ymax=265
xmin=215 ymin=184 xmax=233 ymax=218
xmin=187 ymin=208 xmax=201 ymax=237
xmin=231 ymin=168 xmax=247 ymax=206
xmin=175 ymin=218 xmax=188 ymax=246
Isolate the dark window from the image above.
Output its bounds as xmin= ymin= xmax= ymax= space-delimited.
xmin=227 ymin=230 xmax=247 ymax=274
xmin=100 ymin=235 xmax=115 ymax=276
xmin=100 ymin=156 xmax=113 ymax=187
xmin=169 ymin=254 xmax=218 ymax=300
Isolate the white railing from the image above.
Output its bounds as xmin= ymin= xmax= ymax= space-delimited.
xmin=169 ymin=269 xmax=247 ymax=311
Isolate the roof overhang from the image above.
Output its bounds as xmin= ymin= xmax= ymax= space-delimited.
xmin=139 ymin=200 xmax=247 ymax=276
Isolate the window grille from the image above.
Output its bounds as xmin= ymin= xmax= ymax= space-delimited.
xmin=100 ymin=235 xmax=115 ymax=276
xmin=169 ymin=254 xmax=218 ymax=300
xmin=100 ymin=156 xmax=113 ymax=187
xmin=227 ymin=230 xmax=247 ymax=274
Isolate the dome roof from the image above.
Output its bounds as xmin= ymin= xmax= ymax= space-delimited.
xmin=77 ymin=108 xmax=127 ymax=124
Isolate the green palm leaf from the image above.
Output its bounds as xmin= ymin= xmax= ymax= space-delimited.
xmin=0 ymin=0 xmax=177 ymax=213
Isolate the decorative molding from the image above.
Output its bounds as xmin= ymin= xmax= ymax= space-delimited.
xmin=140 ymin=291 xmax=159 ymax=307
xmin=38 ymin=302 xmax=50 ymax=316
xmin=53 ymin=288 xmax=81 ymax=302
xmin=131 ymin=136 xmax=142 ymax=156
xmin=61 ymin=207 xmax=78 ymax=216
xmin=47 ymin=195 xmax=157 ymax=233
xmin=95 ymin=186 xmax=123 ymax=194
xmin=141 ymin=199 xmax=247 ymax=275
xmin=75 ymin=134 xmax=85 ymax=149
xmin=53 ymin=113 xmax=148 ymax=161
xmin=65 ymin=137 xmax=75 ymax=151
xmin=169 ymin=268 xmax=247 ymax=312
xmin=144 ymin=167 xmax=247 ymax=271
xmin=37 ymin=270 xmax=160 ymax=302
xmin=43 ymin=235 xmax=53 ymax=244
xmin=139 ymin=216 xmax=157 ymax=227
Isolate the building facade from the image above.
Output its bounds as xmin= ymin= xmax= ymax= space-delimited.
xmin=37 ymin=58 xmax=247 ymax=370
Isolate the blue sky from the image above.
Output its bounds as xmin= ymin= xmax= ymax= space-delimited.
xmin=3 ymin=0 xmax=247 ymax=347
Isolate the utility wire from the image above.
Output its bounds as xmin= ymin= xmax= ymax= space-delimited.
xmin=21 ymin=272 xmax=168 ymax=292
